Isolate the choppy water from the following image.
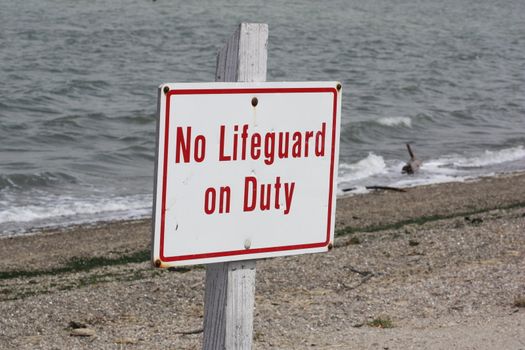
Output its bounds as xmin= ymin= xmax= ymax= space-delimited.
xmin=1 ymin=0 xmax=524 ymax=234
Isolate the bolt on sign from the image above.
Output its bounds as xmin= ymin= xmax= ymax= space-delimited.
xmin=152 ymin=82 xmax=342 ymax=267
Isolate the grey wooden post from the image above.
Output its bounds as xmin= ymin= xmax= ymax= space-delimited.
xmin=202 ymin=23 xmax=268 ymax=350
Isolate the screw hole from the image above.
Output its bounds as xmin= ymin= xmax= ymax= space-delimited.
xmin=163 ymin=86 xmax=170 ymax=94
xmin=336 ymin=84 xmax=342 ymax=92
xmin=251 ymin=97 xmax=258 ymax=107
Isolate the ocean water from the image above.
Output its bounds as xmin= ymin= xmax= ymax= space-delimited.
xmin=1 ymin=0 xmax=524 ymax=234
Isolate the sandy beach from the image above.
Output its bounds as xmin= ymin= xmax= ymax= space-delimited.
xmin=1 ymin=173 xmax=524 ymax=349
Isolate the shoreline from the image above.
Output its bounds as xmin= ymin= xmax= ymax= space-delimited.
xmin=1 ymin=169 xmax=524 ymax=241
xmin=1 ymin=172 xmax=524 ymax=349
xmin=2 ymin=171 xmax=525 ymax=270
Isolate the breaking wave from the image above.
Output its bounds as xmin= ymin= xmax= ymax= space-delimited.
xmin=338 ymin=153 xmax=388 ymax=182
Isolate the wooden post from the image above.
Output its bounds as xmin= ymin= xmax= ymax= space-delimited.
xmin=202 ymin=23 xmax=268 ymax=350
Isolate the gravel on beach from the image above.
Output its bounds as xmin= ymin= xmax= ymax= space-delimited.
xmin=1 ymin=173 xmax=524 ymax=349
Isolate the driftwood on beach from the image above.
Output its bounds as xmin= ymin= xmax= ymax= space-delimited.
xmin=342 ymin=185 xmax=407 ymax=193
xmin=402 ymin=143 xmax=422 ymax=174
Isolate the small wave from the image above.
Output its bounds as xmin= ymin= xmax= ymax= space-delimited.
xmin=42 ymin=115 xmax=83 ymax=129
xmin=0 ymin=193 xmax=152 ymax=234
xmin=452 ymin=146 xmax=525 ymax=168
xmin=339 ymin=153 xmax=387 ymax=182
xmin=375 ymin=117 xmax=412 ymax=128
xmin=113 ymin=114 xmax=156 ymax=125
xmin=0 ymin=172 xmax=77 ymax=190
xmin=33 ymin=132 xmax=78 ymax=144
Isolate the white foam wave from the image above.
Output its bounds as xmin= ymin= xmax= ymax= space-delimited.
xmin=337 ymin=145 xmax=525 ymax=193
xmin=375 ymin=116 xmax=412 ymax=127
xmin=451 ymin=146 xmax=525 ymax=168
xmin=391 ymin=174 xmax=468 ymax=188
xmin=0 ymin=194 xmax=151 ymax=226
xmin=420 ymin=160 xmax=467 ymax=175
xmin=339 ymin=153 xmax=387 ymax=182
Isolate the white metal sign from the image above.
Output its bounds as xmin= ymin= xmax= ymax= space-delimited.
xmin=152 ymin=82 xmax=341 ymax=267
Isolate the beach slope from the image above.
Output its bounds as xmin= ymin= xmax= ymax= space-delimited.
xmin=1 ymin=173 xmax=524 ymax=349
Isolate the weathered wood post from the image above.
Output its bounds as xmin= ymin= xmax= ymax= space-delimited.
xmin=202 ymin=23 xmax=268 ymax=350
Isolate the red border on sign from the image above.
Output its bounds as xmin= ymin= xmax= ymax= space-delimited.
xmin=159 ymin=86 xmax=338 ymax=262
